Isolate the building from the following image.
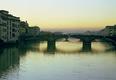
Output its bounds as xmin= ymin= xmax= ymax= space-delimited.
xmin=106 ymin=25 xmax=116 ymax=36
xmin=99 ymin=25 xmax=116 ymax=36
xmin=0 ymin=10 xmax=20 ymax=43
xmin=26 ymin=26 xmax=40 ymax=37
xmin=19 ymin=21 xmax=29 ymax=35
xmin=99 ymin=29 xmax=109 ymax=36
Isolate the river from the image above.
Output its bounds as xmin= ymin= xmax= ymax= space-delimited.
xmin=0 ymin=39 xmax=116 ymax=80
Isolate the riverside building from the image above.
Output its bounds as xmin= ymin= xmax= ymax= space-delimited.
xmin=0 ymin=10 xmax=20 ymax=43
xmin=99 ymin=25 xmax=116 ymax=36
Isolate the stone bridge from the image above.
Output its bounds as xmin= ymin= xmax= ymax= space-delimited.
xmin=20 ymin=34 xmax=116 ymax=52
xmin=46 ymin=34 xmax=116 ymax=52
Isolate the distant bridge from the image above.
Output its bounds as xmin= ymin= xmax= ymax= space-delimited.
xmin=20 ymin=34 xmax=116 ymax=51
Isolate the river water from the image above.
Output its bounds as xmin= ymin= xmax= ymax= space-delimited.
xmin=0 ymin=39 xmax=116 ymax=80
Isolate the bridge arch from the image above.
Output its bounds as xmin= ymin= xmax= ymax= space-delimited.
xmin=46 ymin=34 xmax=116 ymax=52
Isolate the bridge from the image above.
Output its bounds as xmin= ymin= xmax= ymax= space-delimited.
xmin=71 ymin=34 xmax=116 ymax=51
xmin=20 ymin=33 xmax=116 ymax=52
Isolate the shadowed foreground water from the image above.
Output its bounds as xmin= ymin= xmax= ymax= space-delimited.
xmin=0 ymin=39 xmax=116 ymax=80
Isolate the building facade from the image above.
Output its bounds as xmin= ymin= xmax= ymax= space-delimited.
xmin=0 ymin=10 xmax=20 ymax=43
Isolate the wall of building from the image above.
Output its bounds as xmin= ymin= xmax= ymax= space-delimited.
xmin=0 ymin=10 xmax=20 ymax=43
xmin=0 ymin=17 xmax=7 ymax=42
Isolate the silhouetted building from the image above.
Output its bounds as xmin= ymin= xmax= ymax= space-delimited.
xmin=26 ymin=26 xmax=40 ymax=37
xmin=99 ymin=25 xmax=116 ymax=36
xmin=0 ymin=10 xmax=20 ymax=43
xmin=19 ymin=21 xmax=29 ymax=35
xmin=99 ymin=29 xmax=109 ymax=36
xmin=106 ymin=25 xmax=116 ymax=36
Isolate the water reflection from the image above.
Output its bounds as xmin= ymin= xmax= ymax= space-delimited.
xmin=18 ymin=41 xmax=41 ymax=54
xmin=0 ymin=40 xmax=115 ymax=80
xmin=18 ymin=41 xmax=116 ymax=54
xmin=0 ymin=47 xmax=20 ymax=78
xmin=46 ymin=40 xmax=56 ymax=54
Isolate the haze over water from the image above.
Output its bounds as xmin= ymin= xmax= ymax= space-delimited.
xmin=0 ymin=39 xmax=116 ymax=80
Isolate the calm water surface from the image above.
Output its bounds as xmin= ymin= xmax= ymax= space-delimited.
xmin=0 ymin=39 xmax=116 ymax=80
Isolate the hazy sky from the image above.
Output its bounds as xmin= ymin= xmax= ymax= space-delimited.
xmin=0 ymin=0 xmax=116 ymax=32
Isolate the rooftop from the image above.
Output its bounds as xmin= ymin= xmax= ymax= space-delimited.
xmin=0 ymin=10 xmax=9 ymax=14
xmin=0 ymin=10 xmax=20 ymax=20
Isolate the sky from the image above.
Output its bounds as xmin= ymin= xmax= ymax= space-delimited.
xmin=0 ymin=0 xmax=116 ymax=32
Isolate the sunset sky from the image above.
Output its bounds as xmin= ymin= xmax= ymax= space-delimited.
xmin=0 ymin=0 xmax=116 ymax=32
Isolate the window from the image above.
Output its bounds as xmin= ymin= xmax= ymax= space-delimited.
xmin=12 ymin=28 xmax=16 ymax=32
xmin=12 ymin=23 xmax=17 ymax=27
xmin=12 ymin=33 xmax=15 ymax=37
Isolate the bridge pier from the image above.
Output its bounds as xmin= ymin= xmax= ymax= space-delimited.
xmin=82 ymin=41 xmax=92 ymax=51
xmin=47 ymin=38 xmax=56 ymax=52
xmin=65 ymin=37 xmax=69 ymax=41
xmin=81 ymin=37 xmax=94 ymax=51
